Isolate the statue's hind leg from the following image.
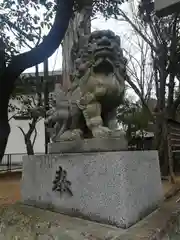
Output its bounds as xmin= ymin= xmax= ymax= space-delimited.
xmin=78 ymin=89 xmax=111 ymax=138
xmin=83 ymin=102 xmax=111 ymax=138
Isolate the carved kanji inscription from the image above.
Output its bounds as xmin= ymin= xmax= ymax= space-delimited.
xmin=52 ymin=166 xmax=73 ymax=197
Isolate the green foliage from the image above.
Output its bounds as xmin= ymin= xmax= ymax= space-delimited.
xmin=117 ymin=98 xmax=151 ymax=140
xmin=8 ymin=89 xmax=50 ymax=120
xmin=0 ymin=0 xmax=128 ymax=65
xmin=138 ymin=0 xmax=155 ymax=22
xmin=0 ymin=0 xmax=54 ymax=63
xmin=137 ymin=0 xmax=180 ymax=106
xmin=38 ymin=0 xmax=127 ymax=19
xmin=9 ymin=94 xmax=39 ymax=118
xmin=9 ymin=93 xmax=44 ymax=154
xmin=74 ymin=0 xmax=127 ymax=19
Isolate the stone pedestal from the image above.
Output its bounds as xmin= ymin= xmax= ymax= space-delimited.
xmin=48 ymin=135 xmax=128 ymax=154
xmin=21 ymin=150 xmax=163 ymax=229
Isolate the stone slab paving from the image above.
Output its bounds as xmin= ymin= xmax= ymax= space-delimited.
xmin=0 ymin=203 xmax=126 ymax=239
xmin=0 ymin=191 xmax=180 ymax=239
xmin=115 ymin=192 xmax=180 ymax=239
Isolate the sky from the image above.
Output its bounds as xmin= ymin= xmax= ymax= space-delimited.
xmin=24 ymin=2 xmax=133 ymax=74
xmin=22 ymin=1 xmax=146 ymax=102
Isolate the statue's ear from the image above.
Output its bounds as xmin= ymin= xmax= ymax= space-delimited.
xmin=70 ymin=74 xmax=74 ymax=83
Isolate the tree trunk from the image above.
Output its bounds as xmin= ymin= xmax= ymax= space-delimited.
xmin=167 ymin=73 xmax=175 ymax=119
xmin=155 ymin=115 xmax=169 ymax=176
xmin=0 ymin=120 xmax=10 ymax=161
xmin=25 ymin=137 xmax=34 ymax=155
xmin=154 ymin=49 xmax=168 ymax=175
xmin=0 ymin=0 xmax=73 ymax=161
xmin=19 ymin=117 xmax=38 ymax=155
xmin=62 ymin=7 xmax=91 ymax=92
xmin=0 ymin=38 xmax=8 ymax=161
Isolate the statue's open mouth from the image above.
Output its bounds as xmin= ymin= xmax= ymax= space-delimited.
xmin=93 ymin=58 xmax=114 ymax=74
xmin=94 ymin=46 xmax=114 ymax=60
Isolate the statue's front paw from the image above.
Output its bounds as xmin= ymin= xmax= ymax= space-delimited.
xmin=58 ymin=129 xmax=82 ymax=141
xmin=92 ymin=126 xmax=111 ymax=138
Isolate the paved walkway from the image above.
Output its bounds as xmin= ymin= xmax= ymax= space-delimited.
xmin=0 ymin=204 xmax=126 ymax=239
xmin=0 ymin=174 xmax=179 ymax=239
xmin=0 ymin=192 xmax=180 ymax=240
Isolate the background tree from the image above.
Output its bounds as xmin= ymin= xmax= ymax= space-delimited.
xmin=62 ymin=7 xmax=91 ymax=91
xmin=0 ymin=0 xmax=128 ymax=161
xmin=14 ymin=94 xmax=44 ymax=155
xmin=115 ymin=0 xmax=180 ymax=176
xmin=117 ymin=97 xmax=151 ymax=142
xmin=0 ymin=0 xmax=54 ymax=61
xmin=0 ymin=0 xmax=74 ymax=161
xmin=122 ymin=28 xmax=154 ymax=121
xmin=124 ymin=33 xmax=153 ymax=102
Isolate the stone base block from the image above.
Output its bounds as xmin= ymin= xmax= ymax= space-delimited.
xmin=48 ymin=134 xmax=128 ymax=154
xmin=21 ymin=151 xmax=163 ymax=229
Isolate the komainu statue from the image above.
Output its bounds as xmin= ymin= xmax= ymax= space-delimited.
xmin=45 ymin=30 xmax=127 ymax=142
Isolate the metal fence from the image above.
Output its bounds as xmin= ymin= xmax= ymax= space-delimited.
xmin=0 ymin=153 xmax=44 ymax=172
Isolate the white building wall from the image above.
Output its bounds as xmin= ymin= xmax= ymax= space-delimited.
xmin=6 ymin=118 xmax=45 ymax=155
xmin=2 ymin=118 xmax=45 ymax=165
xmin=3 ymin=96 xmax=46 ymax=165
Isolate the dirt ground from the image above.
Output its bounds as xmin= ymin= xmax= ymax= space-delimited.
xmin=0 ymin=171 xmax=179 ymax=206
xmin=0 ymin=172 xmax=21 ymax=205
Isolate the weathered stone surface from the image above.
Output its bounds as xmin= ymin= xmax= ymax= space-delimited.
xmin=45 ymin=29 xmax=127 ymax=142
xmin=21 ymin=151 xmax=163 ymax=229
xmin=115 ymin=192 xmax=180 ymax=239
xmin=0 ymin=203 xmax=125 ymax=239
xmin=48 ymin=134 xmax=128 ymax=153
xmin=0 ymin=192 xmax=180 ymax=239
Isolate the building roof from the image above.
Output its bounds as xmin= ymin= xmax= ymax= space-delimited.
xmin=15 ymin=70 xmax=62 ymax=95
xmin=155 ymin=0 xmax=180 ymax=16
xmin=21 ymin=70 xmax=62 ymax=78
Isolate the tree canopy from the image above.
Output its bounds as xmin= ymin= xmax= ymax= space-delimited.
xmin=0 ymin=0 xmax=129 ymax=161
xmin=0 ymin=0 xmax=55 ymax=63
xmin=0 ymin=0 xmax=128 ymax=66
xmin=114 ymin=0 xmax=180 ymax=177
xmin=74 ymin=0 xmax=127 ymax=18
xmin=0 ymin=0 xmax=74 ymax=161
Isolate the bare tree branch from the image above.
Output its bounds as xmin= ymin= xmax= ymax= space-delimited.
xmin=8 ymin=112 xmax=18 ymax=122
xmin=0 ymin=14 xmax=36 ymax=42
xmin=18 ymin=126 xmax=26 ymax=137
xmin=126 ymin=75 xmax=153 ymax=120
xmin=117 ymin=8 xmax=157 ymax=53
xmin=32 ymin=127 xmax=37 ymax=147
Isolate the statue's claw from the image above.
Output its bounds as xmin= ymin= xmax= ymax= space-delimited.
xmin=91 ymin=126 xmax=111 ymax=138
xmin=57 ymin=129 xmax=83 ymax=141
